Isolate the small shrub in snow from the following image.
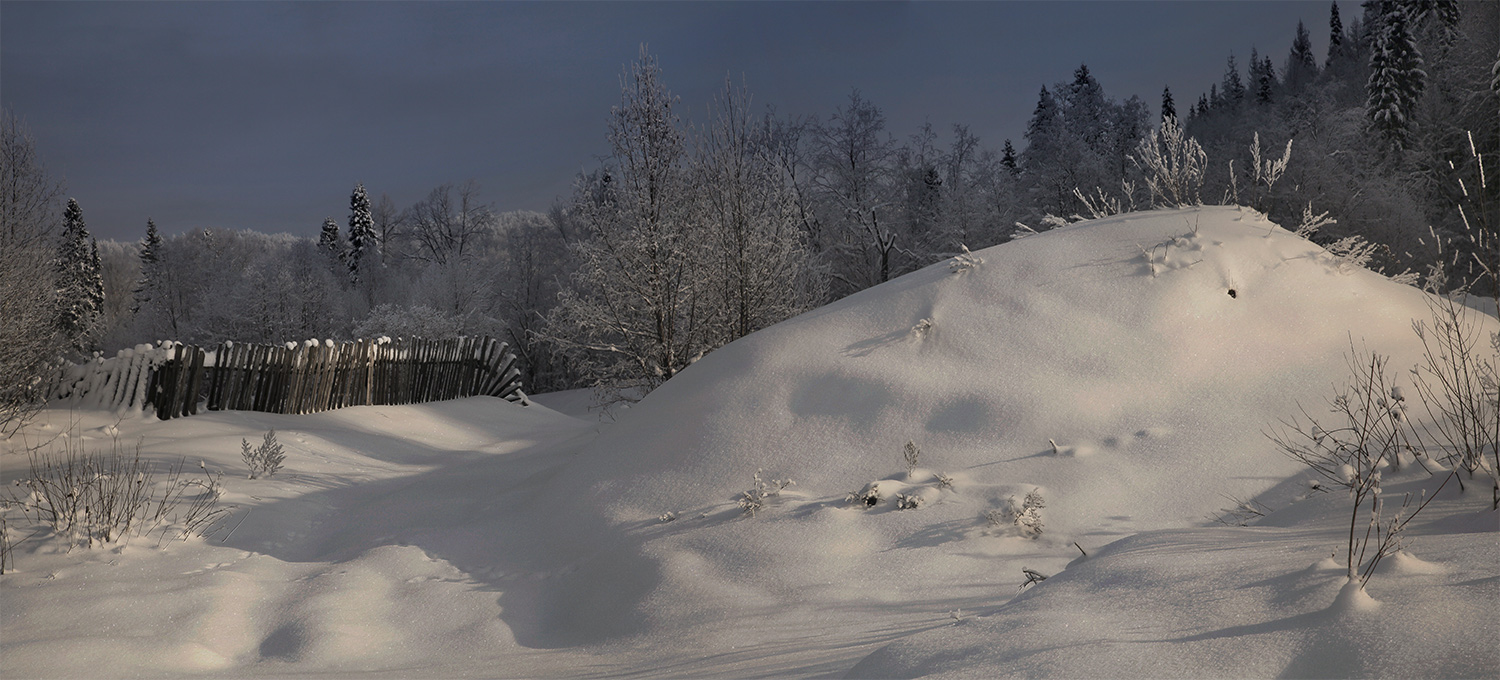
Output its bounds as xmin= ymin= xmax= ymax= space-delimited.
xmin=948 ymin=245 xmax=983 ymax=273
xmin=987 ymin=490 xmax=1045 ymax=538
xmin=895 ymin=493 xmax=924 ymax=510
xmin=847 ymin=482 xmax=883 ymax=508
xmin=935 ymin=472 xmax=955 ymax=490
xmin=903 ymin=440 xmax=921 ymax=477
xmin=910 ymin=318 xmax=933 ymax=338
xmin=4 ymin=438 xmax=231 ymax=551
xmin=1019 ymin=567 xmax=1049 ymax=590
xmin=1130 ymin=116 xmax=1206 ymax=207
xmin=658 ymin=511 xmax=677 ymax=523
xmin=241 ymin=429 xmax=286 ymax=479
xmin=737 ymin=469 xmax=793 ymax=517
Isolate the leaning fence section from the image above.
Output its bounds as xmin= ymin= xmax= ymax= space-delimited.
xmin=205 ymin=336 xmax=523 ymax=414
xmin=48 ymin=336 xmax=524 ymax=420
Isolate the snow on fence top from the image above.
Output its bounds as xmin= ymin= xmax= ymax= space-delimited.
xmin=48 ymin=336 xmax=524 ymax=420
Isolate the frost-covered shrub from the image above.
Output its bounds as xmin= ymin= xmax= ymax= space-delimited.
xmin=903 ymin=440 xmax=921 ymax=477
xmin=241 ymin=429 xmax=286 ymax=479
xmin=1130 ymin=117 xmax=1206 ymax=207
xmin=737 ymin=469 xmax=793 ymax=517
xmin=949 ymin=245 xmax=983 ymax=273
xmin=4 ymin=438 xmax=230 ymax=551
xmin=352 ymin=303 xmax=466 ymax=340
xmin=847 ymin=482 xmax=883 ymax=508
xmin=987 ymin=490 xmax=1045 ymax=538
xmin=895 ymin=493 xmax=924 ymax=510
xmin=935 ymin=472 xmax=955 ymax=490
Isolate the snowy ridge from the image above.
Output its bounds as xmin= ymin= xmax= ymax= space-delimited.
xmin=2 ymin=206 xmax=1495 ymax=678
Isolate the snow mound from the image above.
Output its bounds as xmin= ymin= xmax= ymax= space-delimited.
xmin=523 ymin=206 xmax=1489 ymax=655
xmin=570 ymin=207 xmax=1445 ymax=527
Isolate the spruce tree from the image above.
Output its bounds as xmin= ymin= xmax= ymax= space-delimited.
xmin=346 ymin=183 xmax=376 ymax=282
xmin=1285 ymin=20 xmax=1320 ymax=93
xmin=1221 ymin=55 xmax=1246 ymax=107
xmin=1001 ymin=139 xmax=1018 ymax=174
xmin=132 ymin=218 xmax=162 ymax=314
xmin=1161 ymin=86 xmax=1176 ymax=124
xmin=1366 ymin=3 xmax=1426 ymax=151
xmin=1328 ymin=2 xmax=1345 ymax=63
xmin=53 ymin=198 xmax=102 ymax=351
xmin=318 ymin=216 xmax=344 ymax=267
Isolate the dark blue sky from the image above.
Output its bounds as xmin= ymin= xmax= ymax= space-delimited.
xmin=2 ymin=1 xmax=1350 ymax=242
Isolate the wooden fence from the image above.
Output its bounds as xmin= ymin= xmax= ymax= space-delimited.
xmin=50 ymin=336 xmax=524 ymax=420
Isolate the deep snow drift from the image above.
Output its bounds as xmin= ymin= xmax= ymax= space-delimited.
xmin=3 ymin=206 xmax=1495 ymax=678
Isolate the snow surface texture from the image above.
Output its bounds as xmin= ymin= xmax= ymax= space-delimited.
xmin=2 ymin=207 xmax=1495 ymax=678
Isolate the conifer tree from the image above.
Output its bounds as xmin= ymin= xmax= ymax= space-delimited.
xmin=53 ymin=198 xmax=102 ymax=351
xmin=1285 ymin=20 xmax=1320 ymax=93
xmin=132 ymin=218 xmax=162 ymax=314
xmin=1366 ymin=3 xmax=1426 ymax=151
xmin=1221 ymin=55 xmax=1246 ymax=107
xmin=1001 ymin=139 xmax=1019 ymax=174
xmin=1161 ymin=86 xmax=1176 ymax=123
xmin=346 ymin=183 xmax=376 ymax=282
xmin=1328 ymin=1 xmax=1345 ymax=63
xmin=318 ymin=216 xmax=344 ymax=267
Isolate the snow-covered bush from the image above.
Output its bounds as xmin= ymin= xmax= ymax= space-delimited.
xmin=948 ymin=245 xmax=983 ymax=273
xmin=737 ymin=469 xmax=793 ymax=517
xmin=935 ymin=472 xmax=955 ymax=490
xmin=895 ymin=493 xmax=924 ymax=510
xmin=847 ymin=482 xmax=883 ymax=508
xmin=353 ymin=303 xmax=466 ymax=340
xmin=1408 ymin=296 xmax=1500 ymax=504
xmin=1130 ymin=117 xmax=1206 ymax=207
xmin=241 ymin=429 xmax=286 ymax=479
xmin=986 ymin=490 xmax=1045 ymax=538
xmin=903 ymin=440 xmax=921 ymax=477
xmin=4 ymin=437 xmax=230 ymax=551
xmin=1270 ymin=346 xmax=1435 ymax=588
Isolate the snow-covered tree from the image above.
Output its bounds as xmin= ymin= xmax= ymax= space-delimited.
xmin=1161 ymin=86 xmax=1177 ymax=124
xmin=550 ymin=46 xmax=709 ymax=397
xmin=132 ymin=218 xmax=162 ymax=314
xmin=53 ymin=198 xmax=102 ymax=352
xmin=1000 ymin=138 xmax=1018 ymax=174
xmin=347 ymin=183 xmax=377 ymax=282
xmin=808 ymin=89 xmax=903 ymax=293
xmin=1327 ymin=1 xmax=1346 ymax=64
xmin=693 ymin=78 xmax=822 ymax=345
xmin=1366 ymin=3 xmax=1426 ymax=152
xmin=318 ymin=216 xmax=344 ymax=266
xmin=0 ymin=109 xmax=63 ymax=433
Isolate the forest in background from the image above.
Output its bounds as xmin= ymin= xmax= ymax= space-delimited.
xmin=3 ymin=0 xmax=1496 ymax=419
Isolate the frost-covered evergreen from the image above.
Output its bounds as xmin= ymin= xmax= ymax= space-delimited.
xmin=318 ymin=216 xmax=344 ymax=267
xmin=1327 ymin=2 xmax=1345 ymax=63
xmin=1366 ymin=3 xmax=1426 ymax=151
xmin=347 ymin=183 xmax=376 ymax=282
xmin=131 ymin=219 xmax=161 ymax=314
xmin=53 ymin=198 xmax=102 ymax=352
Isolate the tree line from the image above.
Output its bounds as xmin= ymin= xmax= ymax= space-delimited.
xmin=3 ymin=0 xmax=1495 ymax=427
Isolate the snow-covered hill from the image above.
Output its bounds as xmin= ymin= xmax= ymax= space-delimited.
xmin=2 ymin=206 xmax=1494 ymax=678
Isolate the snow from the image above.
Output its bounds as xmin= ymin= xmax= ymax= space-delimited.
xmin=3 ymin=206 xmax=1495 ymax=678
